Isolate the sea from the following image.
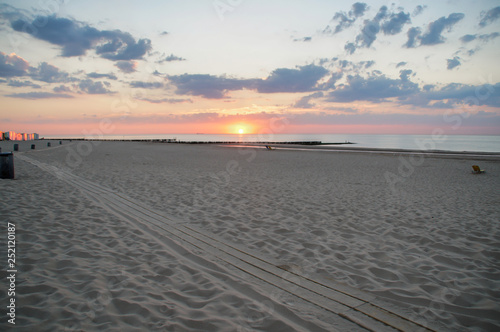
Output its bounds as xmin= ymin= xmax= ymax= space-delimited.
xmin=45 ymin=133 xmax=500 ymax=153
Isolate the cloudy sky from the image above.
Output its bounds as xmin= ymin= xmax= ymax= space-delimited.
xmin=0 ymin=0 xmax=499 ymax=136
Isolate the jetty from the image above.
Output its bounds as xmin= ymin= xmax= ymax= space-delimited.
xmin=48 ymin=138 xmax=355 ymax=145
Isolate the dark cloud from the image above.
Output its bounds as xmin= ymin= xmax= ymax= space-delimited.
xmin=479 ymin=6 xmax=500 ymax=27
xmin=256 ymin=64 xmax=329 ymax=93
xmin=404 ymin=27 xmax=421 ymax=48
xmin=293 ymin=91 xmax=324 ymax=109
xmin=129 ymin=81 xmax=164 ymax=89
xmin=381 ymin=11 xmax=411 ymax=35
xmin=78 ymin=79 xmax=113 ymax=94
xmin=293 ymin=36 xmax=312 ymax=42
xmin=396 ymin=61 xmax=407 ymax=68
xmin=460 ymin=34 xmax=477 ymax=43
xmin=96 ymin=34 xmax=152 ymax=61
xmin=327 ymin=72 xmax=419 ymax=103
xmin=115 ymin=60 xmax=137 ymax=73
xmin=419 ymin=13 xmax=465 ymax=45
xmin=6 ymin=91 xmax=73 ymax=99
xmin=355 ymin=6 xmax=388 ymax=48
xmin=10 ymin=15 xmax=151 ymax=60
xmin=168 ymin=74 xmax=253 ymax=99
xmin=168 ymin=65 xmax=329 ymax=99
xmin=87 ymin=72 xmax=117 ymax=80
xmin=28 ymin=62 xmax=73 ymax=83
xmin=412 ymin=5 xmax=426 ymax=17
xmin=325 ymin=2 xmax=368 ymax=34
xmin=344 ymin=42 xmax=356 ymax=54
xmin=347 ymin=6 xmax=409 ymax=53
xmin=0 ymin=51 xmax=29 ymax=77
xmin=399 ymin=69 xmax=414 ymax=82
xmin=402 ymin=82 xmax=500 ymax=108
xmin=7 ymin=79 xmax=41 ymax=88
xmin=447 ymin=57 xmax=461 ymax=70
xmin=53 ymin=85 xmax=72 ymax=93
xmin=159 ymin=54 xmax=186 ymax=63
xmin=460 ymin=32 xmax=500 ymax=43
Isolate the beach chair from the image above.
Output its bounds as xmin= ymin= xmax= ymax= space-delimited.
xmin=472 ymin=165 xmax=485 ymax=174
xmin=265 ymin=145 xmax=274 ymax=150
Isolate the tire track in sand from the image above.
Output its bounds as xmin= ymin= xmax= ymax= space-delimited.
xmin=18 ymin=154 xmax=435 ymax=332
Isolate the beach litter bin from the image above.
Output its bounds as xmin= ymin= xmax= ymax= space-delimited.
xmin=14 ymin=144 xmax=19 ymax=151
xmin=31 ymin=144 xmax=36 ymax=149
xmin=0 ymin=152 xmax=15 ymax=179
xmin=47 ymin=142 xmax=51 ymax=147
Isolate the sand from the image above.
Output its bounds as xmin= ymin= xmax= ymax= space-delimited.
xmin=1 ymin=140 xmax=499 ymax=331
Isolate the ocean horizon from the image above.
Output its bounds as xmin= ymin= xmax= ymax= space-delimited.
xmin=44 ymin=133 xmax=500 ymax=153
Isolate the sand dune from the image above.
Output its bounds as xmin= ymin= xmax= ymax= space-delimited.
xmin=1 ymin=141 xmax=499 ymax=331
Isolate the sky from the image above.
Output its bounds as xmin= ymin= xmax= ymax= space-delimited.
xmin=0 ymin=0 xmax=499 ymax=136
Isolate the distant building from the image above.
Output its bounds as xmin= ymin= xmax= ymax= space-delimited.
xmin=0 ymin=131 xmax=39 ymax=141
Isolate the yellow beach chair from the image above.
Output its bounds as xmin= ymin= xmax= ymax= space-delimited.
xmin=265 ymin=145 xmax=274 ymax=150
xmin=472 ymin=165 xmax=485 ymax=174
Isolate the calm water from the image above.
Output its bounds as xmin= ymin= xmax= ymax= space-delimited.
xmin=46 ymin=134 xmax=500 ymax=153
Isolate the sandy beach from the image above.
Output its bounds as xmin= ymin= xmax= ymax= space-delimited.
xmin=1 ymin=140 xmax=499 ymax=331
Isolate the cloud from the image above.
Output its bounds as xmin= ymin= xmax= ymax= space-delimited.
xmin=479 ymin=6 xmax=500 ymax=27
xmin=344 ymin=42 xmax=356 ymax=54
xmin=401 ymin=82 xmax=500 ymax=108
xmin=6 ymin=91 xmax=73 ymax=99
xmin=129 ymin=81 xmax=164 ymax=89
xmin=28 ymin=62 xmax=73 ymax=83
xmin=460 ymin=32 xmax=500 ymax=43
xmin=412 ymin=5 xmax=426 ymax=17
xmin=168 ymin=64 xmax=329 ymax=98
xmin=324 ymin=2 xmax=368 ymax=34
xmin=419 ymin=13 xmax=465 ymax=46
xmin=293 ymin=36 xmax=312 ymax=42
xmin=355 ymin=6 xmax=388 ymax=48
xmin=136 ymin=97 xmax=192 ymax=104
xmin=381 ymin=11 xmax=411 ymax=35
xmin=293 ymin=91 xmax=324 ymax=109
xmin=0 ymin=52 xmax=29 ymax=77
xmin=10 ymin=15 xmax=151 ymax=60
xmin=87 ymin=72 xmax=117 ymax=80
xmin=53 ymin=85 xmax=72 ymax=93
xmin=447 ymin=57 xmax=461 ymax=70
xmin=115 ymin=60 xmax=137 ymax=73
xmin=168 ymin=74 xmax=253 ymax=99
xmin=159 ymin=54 xmax=186 ymax=62
xmin=396 ymin=61 xmax=407 ymax=68
xmin=327 ymin=72 xmax=419 ymax=103
xmin=96 ymin=34 xmax=152 ymax=61
xmin=404 ymin=27 xmax=421 ymax=48
xmin=78 ymin=79 xmax=113 ymax=94
xmin=256 ymin=64 xmax=329 ymax=93
xmin=7 ymin=79 xmax=41 ymax=88
xmin=346 ymin=6 xmax=410 ymax=53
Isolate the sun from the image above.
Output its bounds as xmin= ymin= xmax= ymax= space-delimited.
xmin=238 ymin=128 xmax=244 ymax=134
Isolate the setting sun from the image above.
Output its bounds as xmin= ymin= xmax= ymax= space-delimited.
xmin=238 ymin=128 xmax=244 ymax=134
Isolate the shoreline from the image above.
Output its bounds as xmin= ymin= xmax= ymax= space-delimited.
xmin=2 ymin=139 xmax=499 ymax=158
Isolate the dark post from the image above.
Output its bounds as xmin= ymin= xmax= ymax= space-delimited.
xmin=0 ymin=152 xmax=15 ymax=179
xmin=47 ymin=142 xmax=51 ymax=147
xmin=59 ymin=141 xmax=62 ymax=145
xmin=13 ymin=144 xmax=19 ymax=151
xmin=31 ymin=144 xmax=36 ymax=150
